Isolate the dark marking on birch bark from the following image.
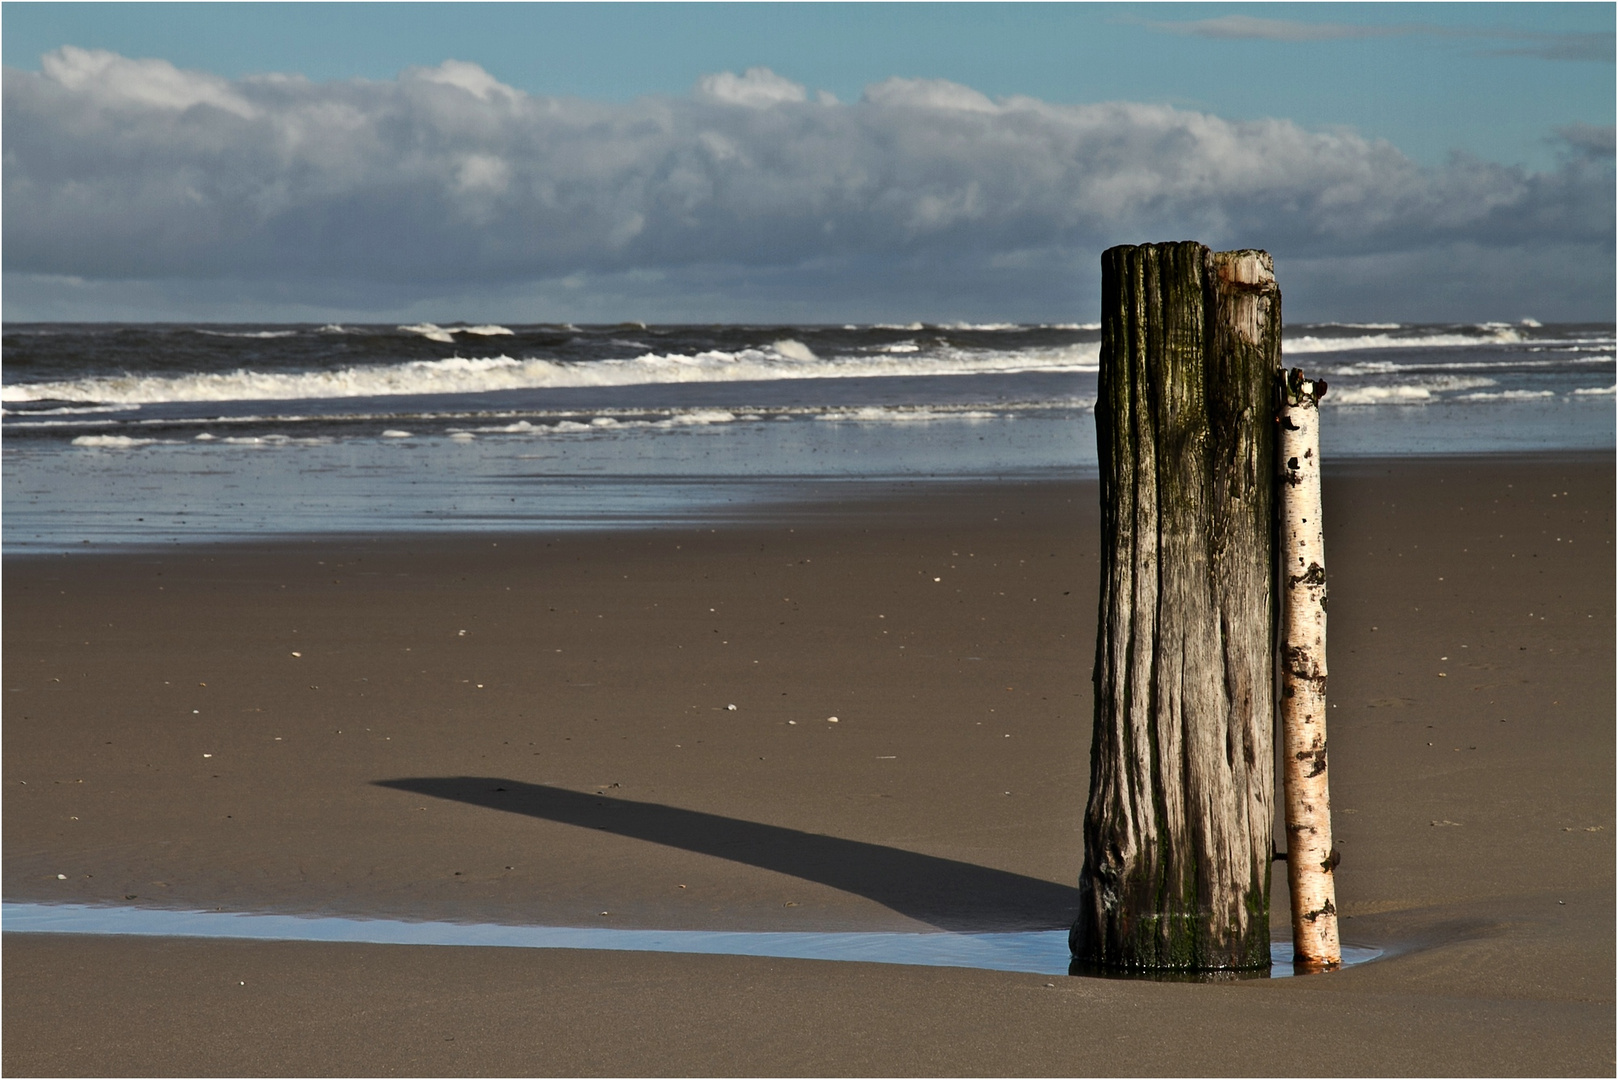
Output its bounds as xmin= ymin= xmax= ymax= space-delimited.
xmin=1294 ymin=746 xmax=1328 ymax=777
xmin=1073 ymin=243 xmax=1279 ymax=973
xmin=1283 ymin=644 xmax=1325 ymax=676
xmin=1289 ymin=563 xmax=1327 ymax=588
xmin=1302 ymin=899 xmax=1337 ymax=922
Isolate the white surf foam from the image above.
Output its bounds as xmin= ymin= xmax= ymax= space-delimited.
xmin=661 ymin=409 xmax=740 ymax=426
xmin=771 ymin=339 xmax=818 ymax=363
xmin=195 ymin=433 xmax=334 ymax=446
xmin=1 ymin=341 xmax=1101 ymax=407
xmin=447 ymin=409 xmax=744 ymax=437
xmin=433 ymin=401 xmax=1082 ymax=439
xmin=458 ymin=419 xmax=545 ymax=434
xmin=398 ymin=323 xmax=457 ymax=343
xmin=1285 ymin=328 xmax=1528 ymax=354
xmin=70 ymin=434 xmax=164 ymax=447
xmin=817 ymin=406 xmax=998 ymax=423
xmin=2 ymin=403 xmax=131 ymax=417
xmin=1325 ymin=373 xmax=1505 ymax=405
xmin=1456 ymin=389 xmax=1556 ymax=401
xmin=1311 ymin=322 xmax=1404 ymax=330
xmin=5 ymin=418 xmax=120 ymax=430
xmin=1325 ymin=386 xmax=1435 ymax=405
xmin=1314 ymin=355 xmax=1611 ymax=378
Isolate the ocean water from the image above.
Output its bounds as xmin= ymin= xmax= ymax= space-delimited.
xmin=3 ymin=320 xmax=1612 ymax=552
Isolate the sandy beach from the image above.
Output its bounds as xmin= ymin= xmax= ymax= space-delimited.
xmin=4 ymin=452 xmax=1613 ymax=1075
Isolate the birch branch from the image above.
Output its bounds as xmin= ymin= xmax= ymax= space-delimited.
xmin=1278 ymin=367 xmax=1342 ymax=968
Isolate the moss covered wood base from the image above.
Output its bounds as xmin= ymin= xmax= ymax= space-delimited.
xmin=1072 ymin=242 xmax=1281 ymax=972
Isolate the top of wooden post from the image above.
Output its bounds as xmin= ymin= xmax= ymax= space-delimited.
xmin=1214 ymin=249 xmax=1277 ymax=346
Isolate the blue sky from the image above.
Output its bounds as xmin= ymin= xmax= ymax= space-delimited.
xmin=3 ymin=3 xmax=1613 ymax=323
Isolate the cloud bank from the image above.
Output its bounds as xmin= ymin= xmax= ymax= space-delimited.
xmin=4 ymin=48 xmax=1612 ymax=321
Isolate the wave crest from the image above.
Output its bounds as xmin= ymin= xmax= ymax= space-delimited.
xmin=2 ymin=341 xmax=1100 ymax=406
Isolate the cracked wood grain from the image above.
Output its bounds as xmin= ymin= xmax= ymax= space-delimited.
xmin=1073 ymin=243 xmax=1278 ymax=972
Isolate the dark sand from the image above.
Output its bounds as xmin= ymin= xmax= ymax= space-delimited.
xmin=5 ymin=454 xmax=1613 ymax=1075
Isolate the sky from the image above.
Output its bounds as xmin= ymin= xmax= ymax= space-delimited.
xmin=3 ymin=2 xmax=1613 ymax=324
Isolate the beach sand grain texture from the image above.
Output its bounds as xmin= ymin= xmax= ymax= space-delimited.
xmin=4 ymin=454 xmax=1613 ymax=1075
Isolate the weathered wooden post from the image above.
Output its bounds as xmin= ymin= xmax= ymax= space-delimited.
xmin=1278 ymin=369 xmax=1343 ymax=968
xmin=1073 ymin=242 xmax=1280 ymax=972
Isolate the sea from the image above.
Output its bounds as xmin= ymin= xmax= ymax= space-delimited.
xmin=3 ymin=320 xmax=1613 ymax=553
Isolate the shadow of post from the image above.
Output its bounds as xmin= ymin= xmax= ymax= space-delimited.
xmin=375 ymin=777 xmax=1078 ymax=932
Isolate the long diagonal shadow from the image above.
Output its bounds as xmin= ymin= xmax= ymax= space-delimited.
xmin=376 ymin=777 xmax=1078 ymax=931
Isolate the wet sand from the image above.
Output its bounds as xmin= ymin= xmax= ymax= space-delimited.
xmin=5 ymin=454 xmax=1613 ymax=1075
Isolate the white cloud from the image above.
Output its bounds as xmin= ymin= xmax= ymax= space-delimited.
xmin=693 ymin=66 xmax=807 ymax=107
xmin=408 ymin=59 xmax=523 ymax=102
xmin=862 ymin=77 xmax=998 ymax=112
xmin=454 ymin=153 xmax=511 ymax=194
xmin=39 ymin=45 xmax=257 ymax=117
xmin=2 ymin=51 xmax=1611 ymax=319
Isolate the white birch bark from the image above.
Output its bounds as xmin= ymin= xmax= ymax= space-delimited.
xmin=1278 ymin=369 xmax=1342 ymax=967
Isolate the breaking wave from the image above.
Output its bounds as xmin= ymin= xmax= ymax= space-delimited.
xmin=3 ymin=340 xmax=1101 ymax=407
xmin=1284 ymin=328 xmax=1529 ymax=354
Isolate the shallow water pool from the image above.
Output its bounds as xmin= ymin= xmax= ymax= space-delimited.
xmin=1 ymin=902 xmax=1380 ymax=978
